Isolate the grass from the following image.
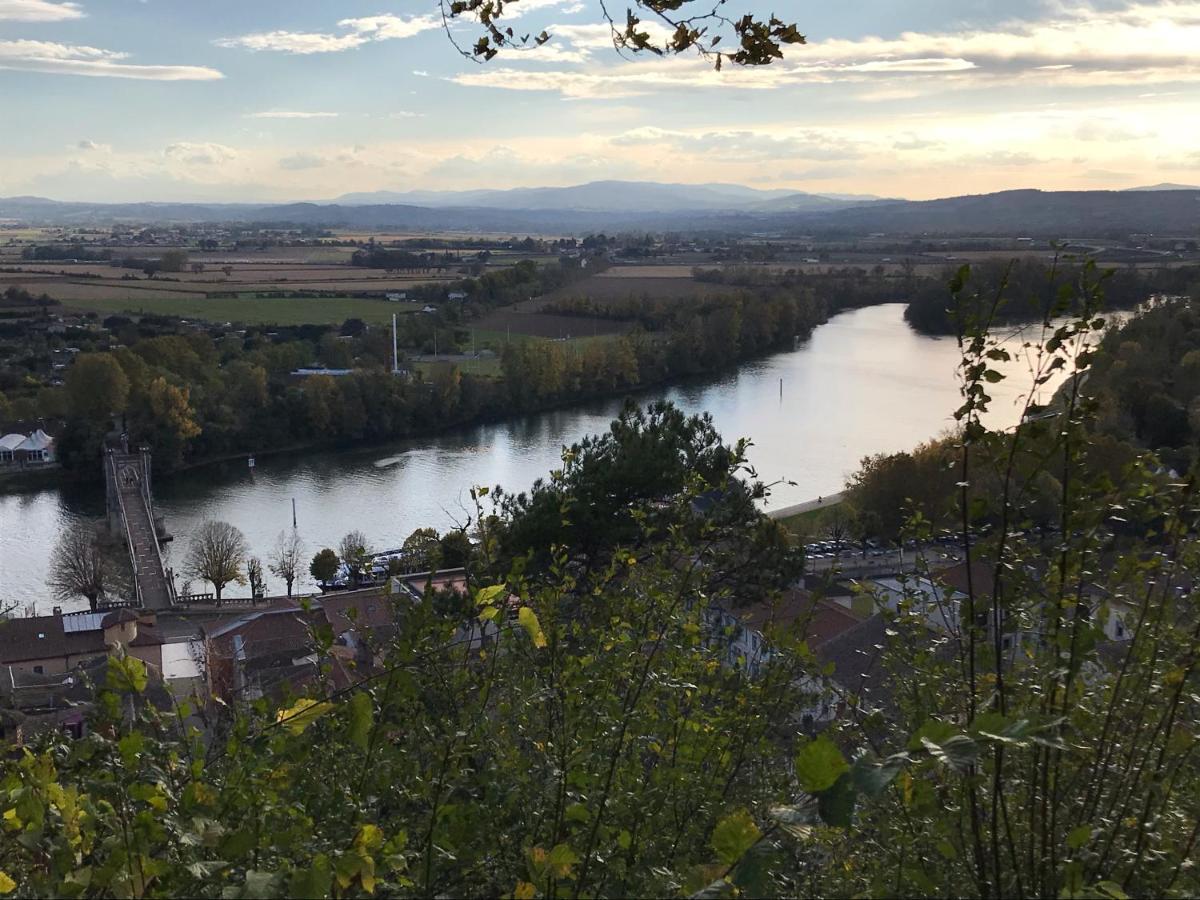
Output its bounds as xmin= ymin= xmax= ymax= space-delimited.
xmin=470 ymin=329 xmax=621 ymax=352
xmin=65 ymin=295 xmax=423 ymax=326
xmin=414 ymin=357 xmax=503 ymax=378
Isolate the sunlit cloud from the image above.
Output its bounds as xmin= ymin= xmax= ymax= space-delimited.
xmin=216 ymin=14 xmax=439 ymax=54
xmin=164 ymin=142 xmax=238 ymax=165
xmin=0 ymin=0 xmax=83 ymax=22
xmin=0 ymin=39 xmax=223 ymax=79
xmin=455 ymin=1 xmax=1200 ymax=97
xmin=246 ymin=110 xmax=339 ymax=119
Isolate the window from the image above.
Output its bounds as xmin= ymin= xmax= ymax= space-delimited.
xmin=33 ymin=665 xmax=44 ymax=675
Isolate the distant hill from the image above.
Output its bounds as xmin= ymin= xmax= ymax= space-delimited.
xmin=1122 ymin=183 xmax=1200 ymax=192
xmin=333 ymin=180 xmax=879 ymax=213
xmin=803 ymin=189 xmax=1200 ymax=236
xmin=1 ymin=187 xmax=1196 ymax=236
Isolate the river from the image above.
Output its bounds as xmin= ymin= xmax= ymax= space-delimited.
xmin=0 ymin=304 xmax=1073 ymax=612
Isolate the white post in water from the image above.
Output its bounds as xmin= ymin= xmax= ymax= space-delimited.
xmin=392 ymin=313 xmax=399 ymax=374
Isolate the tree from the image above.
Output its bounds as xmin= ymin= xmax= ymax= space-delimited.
xmin=309 ymin=547 xmax=340 ymax=587
xmin=130 ymin=377 xmax=201 ymax=467
xmin=439 ymin=529 xmax=472 ymax=568
xmin=65 ymin=354 xmax=129 ymax=422
xmin=246 ymin=556 xmax=265 ymax=600
xmin=158 ymin=249 xmax=189 ymax=273
xmin=46 ymin=521 xmax=121 ymax=611
xmin=402 ymin=527 xmax=442 ymax=572
xmin=269 ymin=529 xmax=305 ymax=598
xmin=339 ymin=530 xmax=371 ymax=584
xmin=440 ymin=0 xmax=804 ymax=68
xmin=184 ymin=519 xmax=247 ymax=604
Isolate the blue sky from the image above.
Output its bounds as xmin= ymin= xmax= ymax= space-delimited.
xmin=1 ymin=0 xmax=1197 ymax=201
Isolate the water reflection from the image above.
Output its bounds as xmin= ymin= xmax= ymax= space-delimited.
xmin=0 ymin=305 xmax=1071 ymax=611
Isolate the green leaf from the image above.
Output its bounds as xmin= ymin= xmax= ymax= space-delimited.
xmin=106 ymin=654 xmax=147 ymax=694
xmin=219 ymin=829 xmax=256 ymax=860
xmin=347 ymin=692 xmax=373 ymax=751
xmin=817 ymin=772 xmax=857 ymax=829
xmin=1086 ymin=882 xmax=1130 ymax=899
xmin=908 ymin=719 xmax=955 ymax=751
xmin=795 ymin=735 xmax=849 ymax=793
xmin=711 ymin=809 xmax=761 ymax=866
xmin=1067 ymin=824 xmax=1092 ymax=850
xmin=921 ymin=734 xmax=980 ymax=773
xmin=518 ymin=606 xmax=548 ymax=649
xmin=545 ymin=843 xmax=578 ymax=879
xmin=118 ymin=731 xmax=145 ymax=765
xmin=767 ymin=800 xmax=819 ymax=841
xmin=289 ymin=854 xmax=331 ymax=899
xmin=850 ymin=752 xmax=907 ymax=797
xmin=476 ymin=584 xmax=505 ymax=607
xmin=564 ymin=802 xmax=589 ymax=823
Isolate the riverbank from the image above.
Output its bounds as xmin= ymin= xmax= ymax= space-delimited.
xmin=767 ymin=491 xmax=845 ymax=521
xmin=4 ymin=304 xmax=1075 ymax=611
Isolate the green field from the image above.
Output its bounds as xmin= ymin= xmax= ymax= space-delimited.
xmin=65 ymin=295 xmax=422 ymax=326
xmin=414 ymin=357 xmax=503 ymax=378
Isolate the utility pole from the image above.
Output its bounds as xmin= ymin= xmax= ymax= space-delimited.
xmin=292 ymin=498 xmax=297 ymax=529
xmin=392 ymin=313 xmax=398 ymax=374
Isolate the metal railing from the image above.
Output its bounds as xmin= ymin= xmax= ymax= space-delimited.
xmin=106 ymin=450 xmax=144 ymax=608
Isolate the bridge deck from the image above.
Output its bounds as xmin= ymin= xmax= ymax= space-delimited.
xmin=110 ymin=452 xmax=174 ymax=609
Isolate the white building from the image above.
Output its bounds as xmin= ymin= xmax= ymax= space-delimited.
xmin=0 ymin=433 xmax=23 ymax=464
xmin=0 ymin=429 xmax=55 ymax=466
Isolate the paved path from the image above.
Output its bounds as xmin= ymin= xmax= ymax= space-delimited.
xmin=767 ymin=491 xmax=845 ymax=521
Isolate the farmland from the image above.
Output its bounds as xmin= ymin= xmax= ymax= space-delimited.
xmin=57 ymin=294 xmax=424 ymax=327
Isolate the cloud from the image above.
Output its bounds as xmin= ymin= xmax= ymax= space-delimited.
xmin=217 ymin=14 xmax=438 ymax=54
xmin=453 ymin=2 xmax=1200 ymax=97
xmin=0 ymin=39 xmax=222 ymax=79
xmin=0 ymin=0 xmax=82 ymax=21
xmin=389 ymin=111 xmax=424 ymax=119
xmin=1072 ymin=120 xmax=1144 ymax=142
xmin=610 ymin=126 xmax=864 ymax=162
xmin=164 ymin=142 xmax=238 ymax=165
xmin=278 ymin=152 xmax=326 ymax=170
xmin=961 ymin=150 xmax=1044 ymax=166
xmin=246 ymin=110 xmax=339 ymax=119
xmin=892 ymin=133 xmax=944 ymax=151
xmin=76 ymin=139 xmax=110 ymax=152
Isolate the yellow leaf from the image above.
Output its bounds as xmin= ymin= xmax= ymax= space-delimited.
xmin=355 ymin=824 xmax=384 ymax=853
xmin=513 ymin=881 xmax=537 ymax=899
xmin=275 ymin=698 xmax=334 ymax=735
xmin=518 ymin=607 xmax=548 ymax=649
xmin=0 ymin=871 xmax=15 ymax=895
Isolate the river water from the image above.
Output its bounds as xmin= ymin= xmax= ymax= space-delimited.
xmin=0 ymin=304 xmax=1072 ymax=612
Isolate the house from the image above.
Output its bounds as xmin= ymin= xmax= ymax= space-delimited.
xmin=0 ymin=433 xmax=23 ymax=464
xmin=0 ymin=608 xmax=162 ymax=677
xmin=704 ymin=588 xmax=866 ymax=727
xmin=202 ymin=589 xmax=413 ymax=702
xmin=15 ymin=428 xmax=55 ymax=464
xmin=386 ymin=292 xmax=408 ymax=302
xmin=0 ymin=654 xmax=174 ymax=745
xmin=0 ymin=428 xmax=56 ymax=466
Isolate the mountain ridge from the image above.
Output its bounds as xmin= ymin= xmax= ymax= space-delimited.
xmin=2 ymin=187 xmax=1197 ymax=237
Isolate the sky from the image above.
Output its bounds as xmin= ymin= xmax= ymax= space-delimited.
xmin=0 ymin=0 xmax=1198 ymax=202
